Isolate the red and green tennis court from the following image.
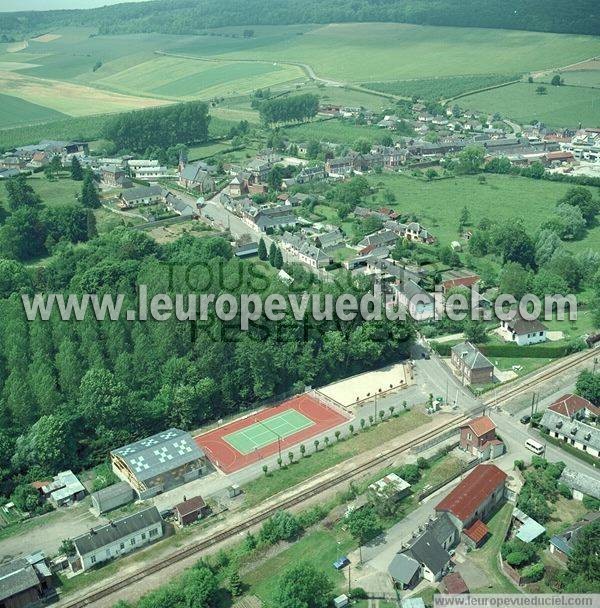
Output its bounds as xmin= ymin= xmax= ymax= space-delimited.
xmin=195 ymin=393 xmax=350 ymax=473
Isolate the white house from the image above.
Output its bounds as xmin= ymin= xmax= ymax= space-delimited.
xmin=71 ymin=507 xmax=163 ymax=573
xmin=499 ymin=315 xmax=547 ymax=346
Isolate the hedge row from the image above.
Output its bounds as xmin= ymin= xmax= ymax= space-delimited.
xmin=430 ymin=341 xmax=584 ymax=359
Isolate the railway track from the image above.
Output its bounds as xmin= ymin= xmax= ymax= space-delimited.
xmin=483 ymin=346 xmax=598 ymax=407
xmin=60 ymin=414 xmax=469 ymax=608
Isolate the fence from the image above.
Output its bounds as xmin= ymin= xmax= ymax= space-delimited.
xmin=410 ymin=428 xmax=459 ymax=454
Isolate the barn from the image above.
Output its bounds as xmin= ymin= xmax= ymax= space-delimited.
xmin=110 ymin=428 xmax=208 ymax=499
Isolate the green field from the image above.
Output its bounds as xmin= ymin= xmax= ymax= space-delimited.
xmin=0 ymin=93 xmax=67 ymax=128
xmin=284 ymin=117 xmax=398 ymax=145
xmin=364 ymin=174 xmax=600 ymax=248
xmin=224 ymin=410 xmax=314 ymax=455
xmin=458 ymin=82 xmax=600 ymax=128
xmin=1 ymin=22 xmax=598 ymax=129
xmin=171 ymin=23 xmax=600 ymax=82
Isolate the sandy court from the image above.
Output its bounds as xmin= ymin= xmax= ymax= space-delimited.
xmin=316 ymin=362 xmax=410 ymax=408
xmin=6 ymin=41 xmax=28 ymax=53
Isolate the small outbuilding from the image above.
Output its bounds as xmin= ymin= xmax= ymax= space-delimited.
xmin=174 ymin=495 xmax=207 ymax=526
xmin=91 ymin=481 xmax=135 ymax=515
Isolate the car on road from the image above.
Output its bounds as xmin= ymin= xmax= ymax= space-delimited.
xmin=520 ymin=415 xmax=531 ymax=424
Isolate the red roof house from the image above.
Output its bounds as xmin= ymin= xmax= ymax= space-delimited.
xmin=435 ymin=464 xmax=507 ymax=529
xmin=441 ymin=275 xmax=480 ymax=294
xmin=548 ymin=394 xmax=599 ymax=419
xmin=459 ymin=416 xmax=504 ymax=460
xmin=173 ymin=495 xmax=207 ymax=526
xmin=463 ymin=519 xmax=489 ymax=547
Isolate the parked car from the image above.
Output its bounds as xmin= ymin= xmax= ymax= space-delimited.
xmin=520 ymin=415 xmax=531 ymax=424
xmin=333 ymin=556 xmax=350 ymax=570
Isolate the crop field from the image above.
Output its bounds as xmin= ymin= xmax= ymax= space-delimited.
xmin=457 ymin=82 xmax=600 ymax=128
xmin=0 ymin=23 xmax=598 ymax=130
xmin=0 ymin=93 xmax=67 ymax=128
xmin=171 ymin=23 xmax=600 ymax=82
xmin=365 ymin=173 xmax=600 ymax=248
xmin=284 ymin=117 xmax=397 ymax=145
xmin=363 ymin=73 xmax=521 ymax=101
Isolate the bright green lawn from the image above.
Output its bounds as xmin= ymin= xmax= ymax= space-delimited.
xmin=458 ymin=82 xmax=600 ymax=128
xmin=27 ymin=174 xmax=81 ymax=207
xmin=366 ymin=173 xmax=600 ymax=248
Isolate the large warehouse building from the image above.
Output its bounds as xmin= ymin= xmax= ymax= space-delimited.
xmin=110 ymin=428 xmax=208 ymax=499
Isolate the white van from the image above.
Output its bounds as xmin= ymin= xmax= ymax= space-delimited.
xmin=525 ymin=438 xmax=544 ymax=455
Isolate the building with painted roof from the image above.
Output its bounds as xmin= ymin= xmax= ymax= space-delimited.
xmin=110 ymin=428 xmax=208 ymax=499
xmin=435 ymin=464 xmax=507 ymax=530
xmin=71 ymin=507 xmax=163 ymax=573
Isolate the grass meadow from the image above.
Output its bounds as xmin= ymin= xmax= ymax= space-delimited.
xmin=458 ymin=82 xmax=600 ymax=128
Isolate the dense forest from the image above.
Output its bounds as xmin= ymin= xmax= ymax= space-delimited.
xmin=0 ymin=226 xmax=413 ymax=501
xmin=0 ymin=0 xmax=598 ymax=39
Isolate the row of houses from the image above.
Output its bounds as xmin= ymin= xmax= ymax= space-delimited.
xmin=281 ymin=232 xmax=333 ymax=269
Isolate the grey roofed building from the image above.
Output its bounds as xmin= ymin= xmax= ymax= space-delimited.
xmin=559 ymin=468 xmax=600 ymax=500
xmin=399 ymin=278 xmax=435 ymax=305
xmin=358 ymin=229 xmax=398 ymax=249
xmin=427 ymin=512 xmax=460 ymax=551
xmin=73 ymin=507 xmax=162 ymax=557
xmin=539 ymin=409 xmax=600 ymax=456
xmin=451 ymin=342 xmax=493 ymax=371
xmin=42 ymin=470 xmax=86 ymax=505
xmin=550 ymin=512 xmax=600 ymax=558
xmin=0 ymin=553 xmax=53 ymax=606
xmin=120 ymin=185 xmax=163 ymax=204
xmin=388 ymin=552 xmax=420 ymax=585
xmin=111 ymin=428 xmax=207 ymax=498
xmin=316 ymin=228 xmax=344 ymax=250
xmin=250 ymin=207 xmax=297 ymax=232
xmin=405 ymin=529 xmax=451 ymax=578
xmin=91 ymin=481 xmax=135 ymax=514
xmin=72 ymin=506 xmax=164 ymax=572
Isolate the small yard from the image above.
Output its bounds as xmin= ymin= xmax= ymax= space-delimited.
xmin=468 ymin=503 xmax=519 ymax=594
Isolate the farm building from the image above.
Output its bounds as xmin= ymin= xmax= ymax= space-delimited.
xmin=441 ymin=572 xmax=469 ymax=594
xmin=0 ymin=552 xmax=54 ymax=608
xmin=110 ymin=428 xmax=208 ymax=499
xmin=71 ymin=507 xmax=163 ymax=573
xmin=40 ymin=470 xmax=86 ymax=507
xmin=91 ymin=481 xmax=135 ymax=515
xmin=451 ymin=343 xmax=494 ymax=386
xmin=435 ymin=464 xmax=507 ymax=531
xmin=118 ymin=185 xmax=164 ymax=208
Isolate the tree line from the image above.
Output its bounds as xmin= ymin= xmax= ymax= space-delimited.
xmin=258 ymin=94 xmax=319 ymax=126
xmin=2 ymin=0 xmax=597 ymax=37
xmin=102 ymin=101 xmax=210 ymax=153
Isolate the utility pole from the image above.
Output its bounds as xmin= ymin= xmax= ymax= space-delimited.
xmin=530 ymin=393 xmax=536 ymax=424
xmin=348 ymin=564 xmax=351 ymax=596
xmin=445 ymin=378 xmax=449 ymax=406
